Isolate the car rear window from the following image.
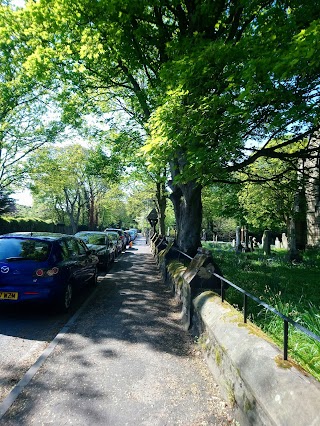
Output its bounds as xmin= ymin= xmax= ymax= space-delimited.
xmin=78 ymin=234 xmax=107 ymax=245
xmin=106 ymin=232 xmax=119 ymax=240
xmin=0 ymin=238 xmax=51 ymax=262
xmin=106 ymin=229 xmax=123 ymax=236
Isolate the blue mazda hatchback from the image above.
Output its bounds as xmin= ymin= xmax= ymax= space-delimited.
xmin=0 ymin=232 xmax=98 ymax=312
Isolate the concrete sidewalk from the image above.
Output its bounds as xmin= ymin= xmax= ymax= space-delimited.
xmin=0 ymin=236 xmax=235 ymax=425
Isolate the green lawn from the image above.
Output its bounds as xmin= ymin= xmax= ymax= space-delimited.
xmin=203 ymin=242 xmax=320 ymax=381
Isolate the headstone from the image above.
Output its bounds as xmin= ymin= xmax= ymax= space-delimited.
xmin=275 ymin=237 xmax=281 ymax=249
xmin=262 ymin=230 xmax=271 ymax=255
xmin=252 ymin=237 xmax=259 ymax=248
xmin=282 ymin=233 xmax=288 ymax=249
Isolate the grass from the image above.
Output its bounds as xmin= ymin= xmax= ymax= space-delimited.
xmin=203 ymin=242 xmax=320 ymax=381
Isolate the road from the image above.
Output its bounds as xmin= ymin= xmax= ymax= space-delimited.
xmin=0 ymin=238 xmax=235 ymax=425
xmin=0 ymin=259 xmax=117 ymax=403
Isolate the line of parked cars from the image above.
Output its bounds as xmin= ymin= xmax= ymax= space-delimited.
xmin=0 ymin=228 xmax=138 ymax=313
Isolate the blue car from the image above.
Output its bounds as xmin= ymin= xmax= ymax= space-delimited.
xmin=0 ymin=232 xmax=98 ymax=312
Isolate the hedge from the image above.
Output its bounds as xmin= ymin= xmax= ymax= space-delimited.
xmin=0 ymin=217 xmax=71 ymax=235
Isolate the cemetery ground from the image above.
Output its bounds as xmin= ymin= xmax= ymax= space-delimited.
xmin=203 ymin=242 xmax=320 ymax=382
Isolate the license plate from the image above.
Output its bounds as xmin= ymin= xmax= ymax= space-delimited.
xmin=0 ymin=292 xmax=18 ymax=300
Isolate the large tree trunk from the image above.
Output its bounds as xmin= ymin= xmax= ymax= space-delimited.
xmin=168 ymin=154 xmax=202 ymax=256
xmin=89 ymin=187 xmax=95 ymax=230
xmin=155 ymin=181 xmax=166 ymax=235
xmin=64 ymin=188 xmax=81 ymax=234
xmin=170 ymin=180 xmax=202 ymax=257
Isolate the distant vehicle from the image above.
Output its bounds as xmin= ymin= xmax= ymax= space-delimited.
xmin=105 ymin=230 xmax=123 ymax=255
xmin=0 ymin=232 xmax=98 ymax=312
xmin=104 ymin=228 xmax=127 ymax=251
xmin=74 ymin=231 xmax=116 ymax=271
xmin=124 ymin=231 xmax=131 ymax=244
xmin=128 ymin=229 xmax=138 ymax=240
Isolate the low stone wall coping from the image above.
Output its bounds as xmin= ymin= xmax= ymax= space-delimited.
xmin=193 ymin=292 xmax=320 ymax=426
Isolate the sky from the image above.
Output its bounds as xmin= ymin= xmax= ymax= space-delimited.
xmin=11 ymin=0 xmax=25 ymax=7
xmin=12 ymin=189 xmax=33 ymax=206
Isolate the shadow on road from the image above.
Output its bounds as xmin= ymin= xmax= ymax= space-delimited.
xmin=0 ymin=239 xmax=234 ymax=426
xmin=0 ymin=243 xmax=189 ymax=357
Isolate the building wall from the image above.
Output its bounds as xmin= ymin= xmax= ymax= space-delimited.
xmin=305 ymin=133 xmax=320 ymax=247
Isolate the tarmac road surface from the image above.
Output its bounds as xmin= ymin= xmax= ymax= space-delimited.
xmin=0 ymin=267 xmax=106 ymax=404
xmin=0 ymin=235 xmax=235 ymax=425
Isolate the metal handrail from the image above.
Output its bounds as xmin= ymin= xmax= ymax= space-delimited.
xmin=170 ymin=246 xmax=193 ymax=261
xmin=155 ymin=236 xmax=320 ymax=360
xmin=213 ymin=272 xmax=320 ymax=360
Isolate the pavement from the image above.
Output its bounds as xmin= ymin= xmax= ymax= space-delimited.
xmin=0 ymin=235 xmax=235 ymax=426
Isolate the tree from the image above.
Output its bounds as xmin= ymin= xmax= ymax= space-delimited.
xmin=237 ymin=136 xmax=313 ymax=258
xmin=0 ymin=4 xmax=64 ymax=194
xmin=238 ymin=164 xmax=297 ymax=233
xmin=99 ymin=185 xmax=130 ymax=229
xmin=0 ymin=191 xmax=15 ymax=215
xmin=28 ymin=145 xmax=99 ymax=232
xmin=28 ymin=140 xmax=129 ymax=232
xmin=202 ymin=185 xmax=241 ymax=240
xmin=145 ymin=1 xmax=320 ymax=254
xmin=19 ymin=0 xmax=320 ymax=255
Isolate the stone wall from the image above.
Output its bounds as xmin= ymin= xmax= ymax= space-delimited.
xmin=155 ymin=246 xmax=320 ymax=425
xmin=192 ymin=292 xmax=320 ymax=426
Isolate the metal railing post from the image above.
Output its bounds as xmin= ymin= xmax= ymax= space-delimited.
xmin=284 ymin=320 xmax=289 ymax=360
xmin=244 ymin=294 xmax=248 ymax=323
xmin=221 ymin=279 xmax=225 ymax=302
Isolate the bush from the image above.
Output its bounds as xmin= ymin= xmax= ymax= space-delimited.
xmin=0 ymin=216 xmax=65 ymax=234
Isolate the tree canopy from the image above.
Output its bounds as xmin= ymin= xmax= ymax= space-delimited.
xmin=3 ymin=0 xmax=320 ymax=253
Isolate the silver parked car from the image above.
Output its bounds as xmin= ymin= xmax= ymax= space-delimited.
xmin=104 ymin=230 xmax=123 ymax=255
xmin=75 ymin=231 xmax=116 ymax=271
xmin=104 ymin=228 xmax=127 ymax=251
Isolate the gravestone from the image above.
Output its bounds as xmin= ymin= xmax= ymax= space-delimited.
xmin=282 ymin=233 xmax=288 ymax=249
xmin=252 ymin=237 xmax=259 ymax=248
xmin=275 ymin=237 xmax=281 ymax=249
xmin=262 ymin=230 xmax=271 ymax=255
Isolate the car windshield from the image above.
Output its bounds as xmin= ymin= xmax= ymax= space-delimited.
xmin=0 ymin=238 xmax=51 ymax=262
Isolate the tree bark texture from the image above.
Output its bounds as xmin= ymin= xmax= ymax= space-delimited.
xmin=170 ymin=180 xmax=202 ymax=257
xmin=155 ymin=181 xmax=167 ymax=236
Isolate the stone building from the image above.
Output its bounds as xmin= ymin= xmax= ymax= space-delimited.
xmin=305 ymin=133 xmax=320 ymax=247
